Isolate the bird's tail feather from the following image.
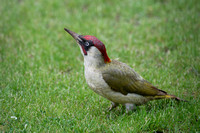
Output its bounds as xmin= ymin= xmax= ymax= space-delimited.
xmin=165 ymin=94 xmax=187 ymax=102
xmin=147 ymin=94 xmax=187 ymax=102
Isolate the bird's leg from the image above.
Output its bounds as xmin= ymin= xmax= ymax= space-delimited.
xmin=109 ymin=102 xmax=119 ymax=111
xmin=125 ymin=103 xmax=137 ymax=113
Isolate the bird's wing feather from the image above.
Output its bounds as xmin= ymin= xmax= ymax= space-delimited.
xmin=101 ymin=60 xmax=166 ymax=96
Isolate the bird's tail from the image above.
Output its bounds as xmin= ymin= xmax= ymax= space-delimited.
xmin=152 ymin=94 xmax=187 ymax=102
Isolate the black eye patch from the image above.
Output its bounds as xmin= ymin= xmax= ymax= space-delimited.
xmin=78 ymin=35 xmax=94 ymax=52
xmin=83 ymin=41 xmax=94 ymax=51
xmin=85 ymin=41 xmax=90 ymax=46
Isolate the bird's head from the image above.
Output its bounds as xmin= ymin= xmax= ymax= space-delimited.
xmin=64 ymin=28 xmax=111 ymax=65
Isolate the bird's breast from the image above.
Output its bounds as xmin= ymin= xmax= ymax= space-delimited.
xmin=84 ymin=66 xmax=109 ymax=96
xmin=83 ymin=65 xmax=149 ymax=105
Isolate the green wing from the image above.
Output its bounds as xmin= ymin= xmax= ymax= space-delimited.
xmin=101 ymin=60 xmax=166 ymax=96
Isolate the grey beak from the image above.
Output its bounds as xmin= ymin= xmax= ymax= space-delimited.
xmin=64 ymin=28 xmax=82 ymax=42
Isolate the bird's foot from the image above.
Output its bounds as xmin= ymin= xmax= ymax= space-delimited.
xmin=125 ymin=103 xmax=137 ymax=113
xmin=108 ymin=102 xmax=119 ymax=111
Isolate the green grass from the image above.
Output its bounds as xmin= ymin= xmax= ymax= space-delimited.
xmin=0 ymin=0 xmax=200 ymax=132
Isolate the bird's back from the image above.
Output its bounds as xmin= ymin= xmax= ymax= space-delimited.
xmin=100 ymin=60 xmax=167 ymax=97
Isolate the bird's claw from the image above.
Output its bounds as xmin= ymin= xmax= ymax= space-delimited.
xmin=125 ymin=103 xmax=137 ymax=113
xmin=108 ymin=102 xmax=119 ymax=111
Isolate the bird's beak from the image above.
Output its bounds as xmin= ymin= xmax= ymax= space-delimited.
xmin=64 ymin=28 xmax=83 ymax=43
xmin=64 ymin=28 xmax=88 ymax=55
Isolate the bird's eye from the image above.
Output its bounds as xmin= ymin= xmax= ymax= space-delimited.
xmin=85 ymin=42 xmax=90 ymax=46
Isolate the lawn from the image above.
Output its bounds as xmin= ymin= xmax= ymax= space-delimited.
xmin=0 ymin=0 xmax=199 ymax=132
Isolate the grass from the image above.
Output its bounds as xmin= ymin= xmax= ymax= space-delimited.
xmin=0 ymin=0 xmax=199 ymax=132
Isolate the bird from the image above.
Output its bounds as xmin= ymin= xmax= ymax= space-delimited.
xmin=64 ymin=28 xmax=185 ymax=112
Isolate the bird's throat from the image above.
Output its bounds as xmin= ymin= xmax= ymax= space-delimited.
xmin=84 ymin=55 xmax=106 ymax=68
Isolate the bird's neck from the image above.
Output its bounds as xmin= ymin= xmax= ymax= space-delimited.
xmin=83 ymin=47 xmax=108 ymax=69
xmin=84 ymin=55 xmax=106 ymax=69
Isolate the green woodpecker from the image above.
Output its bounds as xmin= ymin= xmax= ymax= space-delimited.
xmin=64 ymin=28 xmax=184 ymax=112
